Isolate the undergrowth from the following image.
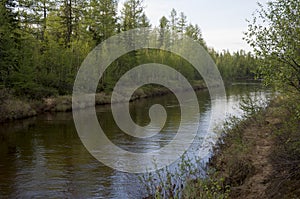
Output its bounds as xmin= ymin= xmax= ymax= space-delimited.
xmin=140 ymin=93 xmax=271 ymax=199
xmin=267 ymin=94 xmax=300 ymax=198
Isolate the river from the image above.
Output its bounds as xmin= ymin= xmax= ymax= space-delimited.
xmin=0 ymin=83 xmax=272 ymax=198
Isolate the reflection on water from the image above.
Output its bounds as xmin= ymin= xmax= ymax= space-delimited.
xmin=0 ymin=84 xmax=272 ymax=198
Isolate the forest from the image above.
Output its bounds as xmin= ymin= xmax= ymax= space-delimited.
xmin=0 ymin=0 xmax=299 ymax=198
xmin=0 ymin=0 xmax=258 ymax=100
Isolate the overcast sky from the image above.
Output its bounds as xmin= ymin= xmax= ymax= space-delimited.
xmin=119 ymin=0 xmax=269 ymax=52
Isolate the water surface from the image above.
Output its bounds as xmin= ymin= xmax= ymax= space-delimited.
xmin=0 ymin=84 xmax=271 ymax=198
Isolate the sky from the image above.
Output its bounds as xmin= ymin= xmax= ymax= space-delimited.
xmin=119 ymin=0 xmax=269 ymax=52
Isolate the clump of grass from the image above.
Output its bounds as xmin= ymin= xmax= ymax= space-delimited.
xmin=140 ymin=92 xmax=271 ymax=199
xmin=0 ymin=89 xmax=37 ymax=121
xmin=139 ymin=156 xmax=231 ymax=199
xmin=267 ymin=94 xmax=300 ymax=198
xmin=182 ymin=169 xmax=230 ymax=199
xmin=139 ymin=154 xmax=207 ymax=199
xmin=208 ymin=93 xmax=272 ymax=194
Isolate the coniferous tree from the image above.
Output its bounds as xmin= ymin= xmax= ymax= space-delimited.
xmin=177 ymin=12 xmax=187 ymax=36
xmin=119 ymin=0 xmax=149 ymax=72
xmin=0 ymin=0 xmax=20 ymax=86
xmin=18 ymin=0 xmax=56 ymax=41
xmin=121 ymin=0 xmax=147 ymax=31
xmin=87 ymin=0 xmax=118 ymax=45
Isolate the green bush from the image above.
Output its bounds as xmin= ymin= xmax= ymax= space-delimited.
xmin=13 ymin=82 xmax=58 ymax=99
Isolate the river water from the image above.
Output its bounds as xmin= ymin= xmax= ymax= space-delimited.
xmin=0 ymin=83 xmax=271 ymax=198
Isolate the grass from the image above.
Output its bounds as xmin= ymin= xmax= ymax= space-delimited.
xmin=189 ymin=94 xmax=300 ymax=199
xmin=0 ymin=89 xmax=37 ymax=121
xmin=141 ymin=92 xmax=300 ymax=199
xmin=266 ymin=94 xmax=300 ymax=198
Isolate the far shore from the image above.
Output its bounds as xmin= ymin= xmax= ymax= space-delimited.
xmin=0 ymin=81 xmax=207 ymax=123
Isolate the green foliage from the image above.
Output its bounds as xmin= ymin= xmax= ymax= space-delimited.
xmin=139 ymin=154 xmax=205 ymax=199
xmin=86 ymin=0 xmax=118 ymax=44
xmin=0 ymin=0 xmax=20 ymax=86
xmin=209 ymin=49 xmax=258 ymax=82
xmin=0 ymin=1 xmax=259 ymax=100
xmin=239 ymin=92 xmax=270 ymax=118
xmin=139 ymin=154 xmax=231 ymax=199
xmin=121 ymin=0 xmax=149 ymax=31
xmin=185 ymin=24 xmax=206 ymax=48
xmin=265 ymin=95 xmax=300 ymax=198
xmin=182 ymin=170 xmax=230 ymax=199
xmin=244 ymin=0 xmax=300 ymax=92
xmin=177 ymin=12 xmax=187 ymax=35
xmin=0 ymin=87 xmax=10 ymax=104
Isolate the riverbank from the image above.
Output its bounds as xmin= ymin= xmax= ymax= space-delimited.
xmin=0 ymin=81 xmax=206 ymax=122
xmin=183 ymin=94 xmax=300 ymax=198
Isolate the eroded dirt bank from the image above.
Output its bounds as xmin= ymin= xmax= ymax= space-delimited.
xmin=208 ymin=96 xmax=300 ymax=198
xmin=0 ymin=81 xmax=206 ymax=122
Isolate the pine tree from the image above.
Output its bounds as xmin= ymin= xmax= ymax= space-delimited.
xmin=87 ymin=0 xmax=118 ymax=45
xmin=158 ymin=16 xmax=169 ymax=47
xmin=169 ymin=8 xmax=178 ymax=43
xmin=185 ymin=24 xmax=206 ymax=48
xmin=121 ymin=0 xmax=146 ymax=31
xmin=61 ymin=0 xmax=73 ymax=45
xmin=0 ymin=0 xmax=20 ymax=86
xmin=18 ymin=0 xmax=56 ymax=41
xmin=177 ymin=12 xmax=187 ymax=35
xmin=140 ymin=13 xmax=150 ymax=28
xmin=169 ymin=8 xmax=178 ymax=34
